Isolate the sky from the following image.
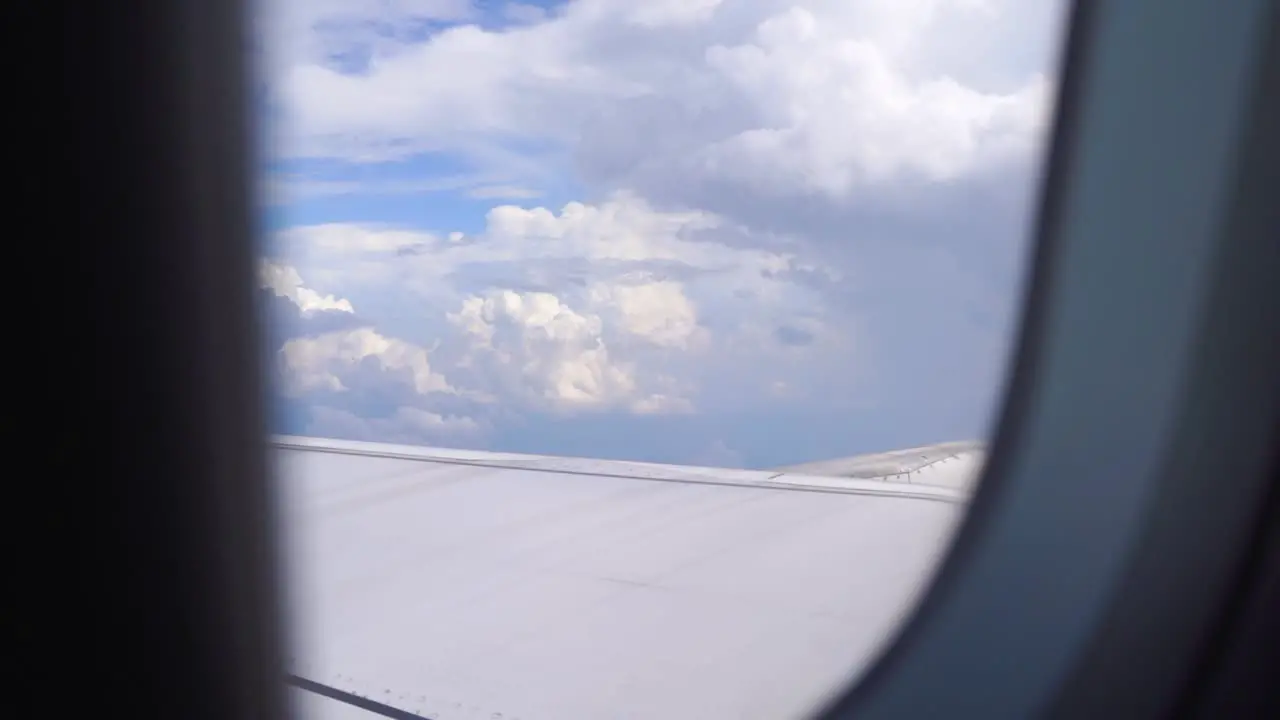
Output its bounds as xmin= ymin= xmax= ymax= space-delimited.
xmin=254 ymin=0 xmax=1068 ymax=468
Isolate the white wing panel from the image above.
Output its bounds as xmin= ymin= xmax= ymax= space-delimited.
xmin=772 ymin=441 xmax=986 ymax=491
xmin=275 ymin=437 xmax=973 ymax=720
xmin=274 ymin=435 xmax=973 ymax=502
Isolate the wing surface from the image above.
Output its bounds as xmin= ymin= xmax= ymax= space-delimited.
xmin=275 ymin=435 xmax=983 ymax=720
xmin=771 ymin=441 xmax=986 ymax=490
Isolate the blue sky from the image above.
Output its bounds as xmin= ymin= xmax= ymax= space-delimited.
xmin=256 ymin=0 xmax=1066 ymax=468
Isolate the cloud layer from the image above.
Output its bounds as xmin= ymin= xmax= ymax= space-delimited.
xmin=259 ymin=0 xmax=1065 ymax=466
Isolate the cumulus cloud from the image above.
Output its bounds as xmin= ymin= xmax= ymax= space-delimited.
xmin=694 ymin=7 xmax=1049 ymax=195
xmin=274 ymin=192 xmax=805 ymax=305
xmin=446 ymin=288 xmax=697 ymax=414
xmin=260 ymin=259 xmax=355 ymax=313
xmin=257 ymin=262 xmax=483 ymax=446
xmin=587 ymin=280 xmax=702 ymax=349
xmin=277 ymin=326 xmax=456 ymax=396
xmin=257 ymin=0 xmax=1066 ymax=464
xmin=260 ymin=212 xmax=722 ymax=455
xmin=269 ymin=0 xmax=1057 ymax=202
xmin=271 ymin=192 xmax=837 ymax=419
xmin=257 ymin=260 xmax=369 ymax=357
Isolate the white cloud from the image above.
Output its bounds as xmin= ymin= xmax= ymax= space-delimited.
xmin=268 ymin=225 xmax=437 ymax=291
xmin=588 ymin=280 xmax=702 ymax=349
xmin=272 ymin=192 xmax=845 ymax=418
xmin=696 ymin=7 xmax=1050 ymax=196
xmin=267 ymin=0 xmax=1057 ymax=207
xmin=478 ymin=194 xmax=720 ymax=263
xmin=273 ymin=193 xmax=805 ymax=327
xmin=259 ymin=259 xmax=355 ymax=313
xmin=448 ymin=289 xmax=652 ymax=411
xmin=278 ymin=327 xmax=455 ymax=396
xmin=445 ymin=283 xmax=705 ymax=415
xmin=259 ymin=261 xmax=484 ymax=444
xmin=258 ymin=0 xmax=1066 ymax=461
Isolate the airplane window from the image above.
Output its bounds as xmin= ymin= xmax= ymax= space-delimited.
xmin=253 ymin=1 xmax=1072 ymax=718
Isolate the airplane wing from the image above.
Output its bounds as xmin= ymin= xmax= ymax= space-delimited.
xmin=274 ymin=435 xmax=984 ymax=720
